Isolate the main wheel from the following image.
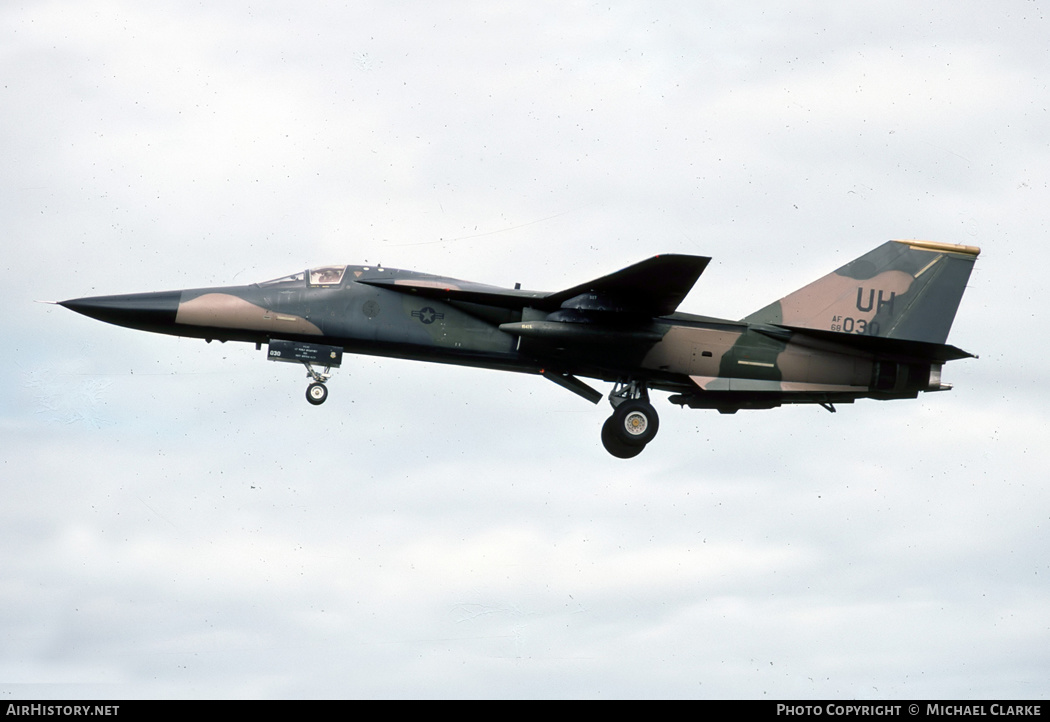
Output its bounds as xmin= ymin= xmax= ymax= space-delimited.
xmin=602 ymin=417 xmax=645 ymax=458
xmin=306 ymin=382 xmax=328 ymax=405
xmin=611 ymin=400 xmax=659 ymax=446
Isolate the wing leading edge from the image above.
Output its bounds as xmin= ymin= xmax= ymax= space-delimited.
xmin=359 ymin=254 xmax=711 ymax=316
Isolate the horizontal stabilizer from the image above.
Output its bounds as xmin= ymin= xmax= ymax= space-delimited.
xmin=781 ymin=325 xmax=975 ymax=362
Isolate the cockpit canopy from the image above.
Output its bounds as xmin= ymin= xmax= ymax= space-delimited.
xmin=308 ymin=266 xmax=347 ymax=286
xmin=260 ymin=266 xmax=348 ymax=287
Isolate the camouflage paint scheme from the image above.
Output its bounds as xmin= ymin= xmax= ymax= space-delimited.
xmin=60 ymin=240 xmax=980 ymax=457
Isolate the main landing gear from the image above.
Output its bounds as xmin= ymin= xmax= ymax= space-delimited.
xmin=304 ymin=362 xmax=332 ymax=406
xmin=602 ymin=381 xmax=659 ymax=459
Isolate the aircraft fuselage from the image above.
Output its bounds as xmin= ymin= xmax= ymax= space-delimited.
xmin=60 ymin=242 xmax=979 ymax=457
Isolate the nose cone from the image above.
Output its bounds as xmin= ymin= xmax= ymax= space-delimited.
xmin=59 ymin=290 xmax=182 ymax=332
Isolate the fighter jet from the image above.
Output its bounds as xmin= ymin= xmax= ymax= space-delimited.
xmin=60 ymin=240 xmax=979 ymax=458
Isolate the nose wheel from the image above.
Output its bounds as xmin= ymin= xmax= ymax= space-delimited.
xmin=306 ymin=382 xmax=329 ymax=405
xmin=303 ymin=362 xmax=332 ymax=406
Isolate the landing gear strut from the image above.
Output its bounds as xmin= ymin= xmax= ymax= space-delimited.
xmin=304 ymin=362 xmax=332 ymax=406
xmin=602 ymin=381 xmax=659 ymax=458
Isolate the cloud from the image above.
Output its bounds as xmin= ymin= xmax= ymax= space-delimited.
xmin=2 ymin=0 xmax=1048 ymax=699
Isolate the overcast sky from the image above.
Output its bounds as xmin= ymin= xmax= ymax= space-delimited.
xmin=2 ymin=0 xmax=1048 ymax=699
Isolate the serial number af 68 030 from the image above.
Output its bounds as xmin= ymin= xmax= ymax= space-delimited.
xmin=829 ymin=316 xmax=880 ymax=335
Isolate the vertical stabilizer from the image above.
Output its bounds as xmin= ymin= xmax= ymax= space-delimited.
xmin=743 ymin=240 xmax=980 ymax=344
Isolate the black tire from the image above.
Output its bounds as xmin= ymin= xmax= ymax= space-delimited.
xmin=306 ymin=382 xmax=328 ymax=405
xmin=611 ymin=400 xmax=659 ymax=446
xmin=602 ymin=416 xmax=645 ymax=459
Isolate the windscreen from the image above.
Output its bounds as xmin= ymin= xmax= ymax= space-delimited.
xmin=259 ymin=271 xmax=306 ymax=286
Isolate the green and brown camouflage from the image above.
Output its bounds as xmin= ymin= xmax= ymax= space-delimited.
xmin=60 ymin=240 xmax=979 ymax=457
xmin=743 ymin=240 xmax=980 ymax=343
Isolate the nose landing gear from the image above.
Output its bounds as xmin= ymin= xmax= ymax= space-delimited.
xmin=265 ymin=340 xmax=343 ymax=407
xmin=304 ymin=363 xmax=332 ymax=406
xmin=602 ymin=381 xmax=659 ymax=458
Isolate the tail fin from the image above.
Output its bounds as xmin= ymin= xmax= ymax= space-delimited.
xmin=743 ymin=240 xmax=980 ymax=344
